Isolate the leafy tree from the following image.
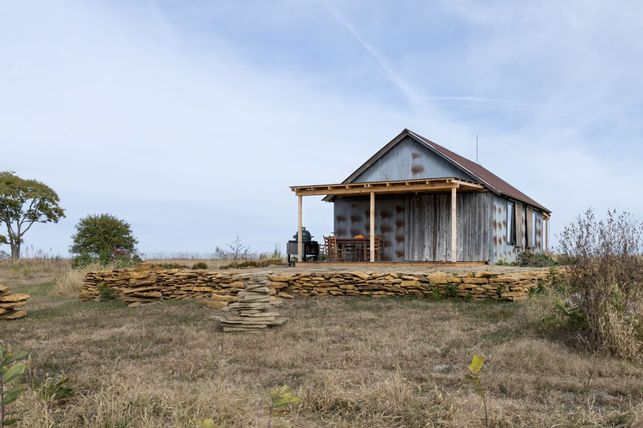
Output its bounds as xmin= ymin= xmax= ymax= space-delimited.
xmin=70 ymin=214 xmax=140 ymax=267
xmin=0 ymin=172 xmax=65 ymax=260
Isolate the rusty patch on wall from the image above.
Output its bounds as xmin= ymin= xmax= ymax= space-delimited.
xmin=381 ymin=224 xmax=392 ymax=233
xmin=411 ymin=152 xmax=421 ymax=159
xmin=380 ymin=210 xmax=392 ymax=219
xmin=395 ymin=219 xmax=405 ymax=228
xmin=350 ymin=215 xmax=362 ymax=223
xmin=336 ymin=215 xmax=346 ymax=223
xmin=411 ymin=164 xmax=425 ymax=175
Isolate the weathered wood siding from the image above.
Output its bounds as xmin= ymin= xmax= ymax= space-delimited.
xmin=491 ymin=195 xmax=545 ymax=263
xmin=353 ymin=136 xmax=476 ymax=183
xmin=334 ymin=191 xmax=492 ymax=262
xmin=405 ymin=192 xmax=491 ymax=262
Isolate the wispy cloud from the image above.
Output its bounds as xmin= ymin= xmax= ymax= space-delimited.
xmin=321 ymin=2 xmax=425 ymax=110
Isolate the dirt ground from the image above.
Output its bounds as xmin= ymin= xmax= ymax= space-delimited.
xmin=1 ymin=259 xmax=641 ymax=427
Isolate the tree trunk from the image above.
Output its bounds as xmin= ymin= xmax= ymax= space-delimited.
xmin=10 ymin=242 xmax=20 ymax=261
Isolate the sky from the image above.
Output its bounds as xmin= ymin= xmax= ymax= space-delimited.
xmin=1 ymin=0 xmax=642 ymax=258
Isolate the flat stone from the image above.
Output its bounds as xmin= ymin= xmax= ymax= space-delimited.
xmin=1 ymin=309 xmax=27 ymax=320
xmin=211 ymin=294 xmax=237 ymax=302
xmin=203 ymin=300 xmax=228 ymax=310
xmin=121 ymin=286 xmax=161 ymax=294
xmin=268 ymin=274 xmax=295 ymax=282
xmin=0 ymin=301 xmax=27 ymax=309
xmin=277 ymin=292 xmax=294 ymax=299
xmin=223 ymin=326 xmax=267 ymax=332
xmin=0 ymin=293 xmax=30 ymax=303
xmin=461 ymin=277 xmax=488 ymax=285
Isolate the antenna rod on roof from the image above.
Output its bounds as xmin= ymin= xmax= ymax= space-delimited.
xmin=476 ymin=134 xmax=479 ymax=163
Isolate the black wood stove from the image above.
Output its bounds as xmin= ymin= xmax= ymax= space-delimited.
xmin=286 ymin=227 xmax=320 ymax=265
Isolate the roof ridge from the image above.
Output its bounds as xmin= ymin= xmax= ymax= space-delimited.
xmin=406 ymin=129 xmax=549 ymax=212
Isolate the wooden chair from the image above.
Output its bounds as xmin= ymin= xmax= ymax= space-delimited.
xmin=366 ymin=235 xmax=383 ymax=261
xmin=324 ymin=236 xmax=339 ymax=262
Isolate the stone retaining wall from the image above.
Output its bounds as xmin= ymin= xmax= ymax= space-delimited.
xmin=82 ymin=267 xmax=550 ymax=306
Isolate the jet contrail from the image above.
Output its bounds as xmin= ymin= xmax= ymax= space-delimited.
xmin=321 ymin=2 xmax=425 ymax=109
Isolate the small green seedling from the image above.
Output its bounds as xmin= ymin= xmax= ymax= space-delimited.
xmin=197 ymin=418 xmax=220 ymax=428
xmin=268 ymin=385 xmax=301 ymax=427
xmin=465 ymin=354 xmax=489 ymax=428
xmin=0 ymin=345 xmax=30 ymax=427
xmin=38 ymin=374 xmax=74 ymax=403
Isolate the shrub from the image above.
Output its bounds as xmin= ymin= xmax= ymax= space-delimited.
xmin=445 ymin=284 xmax=458 ymax=298
xmin=514 ymin=250 xmax=557 ymax=267
xmin=97 ymin=284 xmax=116 ymax=301
xmin=559 ymin=209 xmax=643 ymax=361
xmin=150 ymin=262 xmax=189 ymax=269
xmin=192 ymin=262 xmax=208 ymax=270
xmin=70 ymin=214 xmax=140 ymax=268
xmin=219 ymin=258 xmax=285 ymax=270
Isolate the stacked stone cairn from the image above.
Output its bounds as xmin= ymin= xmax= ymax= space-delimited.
xmin=0 ymin=284 xmax=30 ymax=320
xmin=217 ymin=274 xmax=287 ymax=332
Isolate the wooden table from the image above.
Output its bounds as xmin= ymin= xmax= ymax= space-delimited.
xmin=336 ymin=238 xmax=368 ymax=262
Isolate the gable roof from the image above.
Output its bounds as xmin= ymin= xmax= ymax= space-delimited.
xmin=342 ymin=129 xmax=550 ymax=213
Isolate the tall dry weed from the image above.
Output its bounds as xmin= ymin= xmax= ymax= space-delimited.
xmin=53 ymin=263 xmax=107 ymax=297
xmin=559 ymin=209 xmax=643 ymax=361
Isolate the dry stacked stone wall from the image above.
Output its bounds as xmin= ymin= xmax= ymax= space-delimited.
xmin=83 ymin=267 xmax=550 ymax=306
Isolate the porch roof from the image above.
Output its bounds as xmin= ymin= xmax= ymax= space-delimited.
xmin=290 ymin=177 xmax=483 ymax=197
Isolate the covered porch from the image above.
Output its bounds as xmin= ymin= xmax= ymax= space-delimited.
xmin=290 ymin=177 xmax=484 ymax=263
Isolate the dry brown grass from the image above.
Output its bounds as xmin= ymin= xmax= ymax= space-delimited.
xmin=1 ymin=260 xmax=641 ymax=427
xmin=52 ymin=266 xmax=86 ymax=297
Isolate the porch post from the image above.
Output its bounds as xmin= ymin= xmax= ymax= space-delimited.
xmin=370 ymin=191 xmax=375 ymax=262
xmin=298 ymin=194 xmax=303 ymax=262
xmin=544 ymin=217 xmax=549 ymax=252
xmin=450 ymin=186 xmax=457 ymax=262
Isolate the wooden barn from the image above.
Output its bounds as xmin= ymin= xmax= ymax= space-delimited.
xmin=291 ymin=129 xmax=551 ymax=263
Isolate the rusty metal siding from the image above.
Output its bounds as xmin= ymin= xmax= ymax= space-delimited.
xmin=352 ymin=137 xmax=475 ymax=183
xmin=334 ymin=191 xmax=491 ymax=262
xmin=334 ymin=196 xmax=406 ymax=261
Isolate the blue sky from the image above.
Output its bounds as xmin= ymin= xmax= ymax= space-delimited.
xmin=2 ymin=1 xmax=642 ymax=257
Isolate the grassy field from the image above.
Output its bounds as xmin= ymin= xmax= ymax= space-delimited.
xmin=1 ymin=260 xmax=641 ymax=427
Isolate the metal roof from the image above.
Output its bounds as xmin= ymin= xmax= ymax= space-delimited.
xmin=341 ymin=129 xmax=550 ymax=213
